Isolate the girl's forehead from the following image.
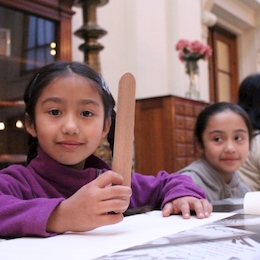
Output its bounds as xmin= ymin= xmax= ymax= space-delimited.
xmin=210 ymin=109 xmax=239 ymax=119
xmin=39 ymin=74 xmax=101 ymax=100
xmin=51 ymin=73 xmax=94 ymax=84
xmin=45 ymin=74 xmax=97 ymax=91
xmin=206 ymin=110 xmax=247 ymax=129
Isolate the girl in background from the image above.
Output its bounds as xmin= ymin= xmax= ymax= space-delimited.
xmin=0 ymin=61 xmax=212 ymax=238
xmin=237 ymin=74 xmax=260 ymax=191
xmin=178 ymin=102 xmax=252 ymax=202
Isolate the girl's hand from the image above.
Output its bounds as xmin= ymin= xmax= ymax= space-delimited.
xmin=47 ymin=171 xmax=132 ymax=233
xmin=162 ymin=196 xmax=212 ymax=219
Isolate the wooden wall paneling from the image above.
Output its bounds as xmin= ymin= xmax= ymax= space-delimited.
xmin=134 ymin=95 xmax=209 ymax=176
xmin=135 ymin=96 xmax=173 ymax=175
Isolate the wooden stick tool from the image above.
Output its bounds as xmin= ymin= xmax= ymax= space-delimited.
xmin=112 ymin=73 xmax=136 ymax=187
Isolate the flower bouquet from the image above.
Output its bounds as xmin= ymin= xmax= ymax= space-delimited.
xmin=176 ymin=39 xmax=212 ymax=74
xmin=175 ymin=39 xmax=212 ymax=99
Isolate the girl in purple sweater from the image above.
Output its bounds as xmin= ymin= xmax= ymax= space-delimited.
xmin=0 ymin=61 xmax=212 ymax=238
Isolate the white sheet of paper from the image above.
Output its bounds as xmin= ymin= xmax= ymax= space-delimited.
xmin=104 ymin=226 xmax=260 ymax=259
xmin=0 ymin=211 xmax=234 ymax=260
xmin=124 ymin=236 xmax=260 ymax=260
xmin=244 ymin=191 xmax=260 ymax=215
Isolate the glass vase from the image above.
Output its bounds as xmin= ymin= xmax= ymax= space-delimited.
xmin=185 ymin=60 xmax=200 ymax=100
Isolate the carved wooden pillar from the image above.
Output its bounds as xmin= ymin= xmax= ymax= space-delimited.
xmin=74 ymin=0 xmax=112 ymax=164
xmin=74 ymin=0 xmax=108 ymax=74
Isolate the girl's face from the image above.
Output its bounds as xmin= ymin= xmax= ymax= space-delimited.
xmin=197 ymin=110 xmax=250 ymax=182
xmin=26 ymin=74 xmax=111 ymax=170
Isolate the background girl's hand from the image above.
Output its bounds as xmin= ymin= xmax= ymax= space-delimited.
xmin=47 ymin=171 xmax=132 ymax=233
xmin=162 ymin=196 xmax=212 ymax=219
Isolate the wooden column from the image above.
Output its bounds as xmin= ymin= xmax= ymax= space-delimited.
xmin=74 ymin=0 xmax=108 ymax=74
xmin=58 ymin=0 xmax=76 ymax=61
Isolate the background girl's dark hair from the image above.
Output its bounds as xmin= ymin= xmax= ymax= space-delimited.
xmin=194 ymin=102 xmax=253 ymax=149
xmin=238 ymin=73 xmax=260 ymax=130
xmin=24 ymin=61 xmax=116 ymax=164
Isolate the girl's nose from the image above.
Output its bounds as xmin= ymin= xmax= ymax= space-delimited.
xmin=61 ymin=115 xmax=79 ymax=135
xmin=224 ymin=142 xmax=235 ymax=153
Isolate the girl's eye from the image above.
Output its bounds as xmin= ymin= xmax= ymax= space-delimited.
xmin=235 ymin=136 xmax=243 ymax=141
xmin=81 ymin=111 xmax=93 ymax=117
xmin=49 ymin=109 xmax=61 ymax=116
xmin=214 ymin=137 xmax=222 ymax=142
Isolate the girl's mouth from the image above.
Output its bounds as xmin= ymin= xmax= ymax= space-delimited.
xmin=57 ymin=141 xmax=83 ymax=150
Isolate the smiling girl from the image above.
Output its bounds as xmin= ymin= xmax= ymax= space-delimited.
xmin=178 ymin=102 xmax=252 ymax=202
xmin=0 ymin=61 xmax=212 ymax=238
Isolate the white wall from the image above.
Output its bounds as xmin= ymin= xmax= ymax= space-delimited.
xmin=72 ymin=0 xmax=209 ymax=103
xmin=72 ymin=0 xmax=260 ymax=103
xmin=72 ymin=6 xmax=84 ymax=63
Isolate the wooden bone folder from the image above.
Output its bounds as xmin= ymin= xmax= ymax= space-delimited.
xmin=112 ymin=73 xmax=136 ymax=187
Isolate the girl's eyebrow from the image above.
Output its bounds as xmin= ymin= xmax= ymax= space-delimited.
xmin=208 ymin=130 xmax=223 ymax=135
xmin=79 ymin=99 xmax=101 ymax=107
xmin=233 ymin=129 xmax=249 ymax=133
xmin=41 ymin=97 xmax=61 ymax=105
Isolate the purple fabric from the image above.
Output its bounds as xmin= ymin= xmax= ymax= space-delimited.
xmin=0 ymin=147 xmax=206 ymax=238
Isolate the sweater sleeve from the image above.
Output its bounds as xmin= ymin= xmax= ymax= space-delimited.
xmin=0 ymin=168 xmax=64 ymax=238
xmin=129 ymin=171 xmax=206 ymax=210
xmin=178 ymin=170 xmax=208 ymax=191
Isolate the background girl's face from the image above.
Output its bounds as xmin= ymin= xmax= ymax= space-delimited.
xmin=26 ymin=73 xmax=110 ymax=170
xmin=197 ymin=110 xmax=250 ymax=181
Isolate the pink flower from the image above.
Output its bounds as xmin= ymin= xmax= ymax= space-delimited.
xmin=175 ymin=39 xmax=190 ymax=51
xmin=175 ymin=39 xmax=212 ymax=62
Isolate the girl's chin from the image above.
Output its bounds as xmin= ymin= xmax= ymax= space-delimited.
xmin=222 ymin=169 xmax=236 ymax=175
xmin=59 ymin=160 xmax=86 ymax=170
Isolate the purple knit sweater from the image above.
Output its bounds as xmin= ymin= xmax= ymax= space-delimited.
xmin=0 ymin=147 xmax=206 ymax=238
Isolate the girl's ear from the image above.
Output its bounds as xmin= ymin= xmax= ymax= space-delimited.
xmin=102 ymin=117 xmax=111 ymax=139
xmin=195 ymin=140 xmax=204 ymax=157
xmin=25 ymin=113 xmax=37 ymax=137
